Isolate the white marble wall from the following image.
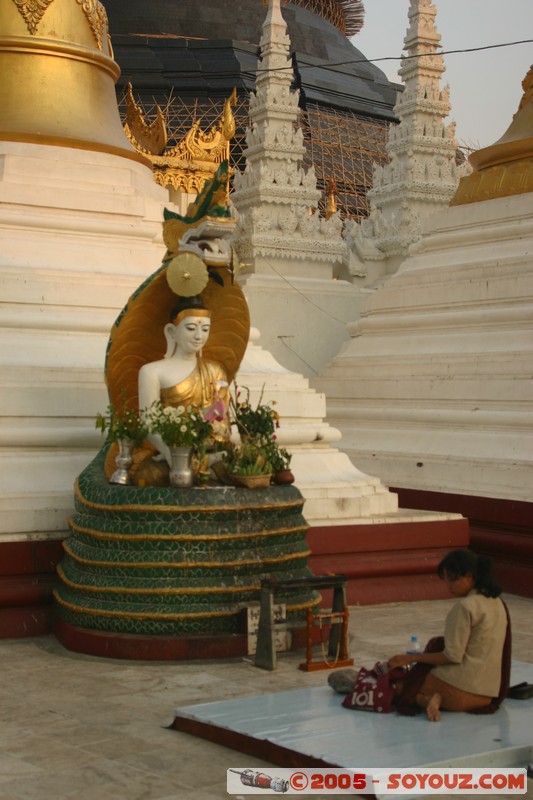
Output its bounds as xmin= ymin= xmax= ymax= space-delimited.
xmin=0 ymin=142 xmax=168 ymax=539
xmin=237 ymin=329 xmax=399 ymax=524
xmin=315 ymin=193 xmax=533 ymax=502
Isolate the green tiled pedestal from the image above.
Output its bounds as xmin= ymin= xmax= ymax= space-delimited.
xmin=54 ymin=450 xmax=317 ymax=659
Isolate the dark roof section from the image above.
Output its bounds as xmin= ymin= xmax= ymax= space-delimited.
xmin=105 ymin=0 xmax=365 ymax=40
xmin=106 ymin=0 xmax=399 ymax=120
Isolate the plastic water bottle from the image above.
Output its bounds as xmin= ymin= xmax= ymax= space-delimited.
xmin=406 ymin=635 xmax=422 ymax=654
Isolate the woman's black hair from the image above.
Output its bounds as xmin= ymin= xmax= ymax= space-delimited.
xmin=437 ymin=549 xmax=502 ymax=598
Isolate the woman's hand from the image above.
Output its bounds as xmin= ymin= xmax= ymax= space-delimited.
xmin=388 ymin=651 xmax=453 ymax=669
xmin=388 ymin=654 xmax=415 ymax=669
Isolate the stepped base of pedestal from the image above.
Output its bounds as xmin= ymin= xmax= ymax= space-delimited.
xmin=54 ymin=618 xmax=249 ymax=660
xmin=0 ymin=506 xmax=469 ymax=641
xmin=316 ymin=193 xmax=533 ymax=508
xmin=293 ymin=447 xmax=398 ymax=522
xmin=0 ymin=141 xmax=167 ymax=539
xmin=53 ymin=618 xmax=313 ymax=661
xmin=236 ymin=333 xmax=400 ymax=525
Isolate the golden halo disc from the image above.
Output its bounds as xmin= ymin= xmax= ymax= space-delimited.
xmin=166 ymin=253 xmax=209 ymax=297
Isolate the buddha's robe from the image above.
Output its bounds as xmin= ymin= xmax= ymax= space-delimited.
xmin=106 ymin=358 xmax=230 ymax=485
xmin=161 ymin=358 xmax=227 ymax=413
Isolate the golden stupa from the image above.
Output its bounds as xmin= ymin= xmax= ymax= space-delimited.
xmin=451 ymin=65 xmax=533 ymax=205
xmin=0 ymin=0 xmax=144 ymax=162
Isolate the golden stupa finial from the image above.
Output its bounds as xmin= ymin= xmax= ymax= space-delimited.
xmin=222 ymin=88 xmax=238 ymax=204
xmin=517 ymin=65 xmax=533 ymax=113
xmin=450 ymin=64 xmax=533 ymax=205
xmin=0 ymin=0 xmax=142 ymax=163
xmin=325 ymin=177 xmax=338 ymax=219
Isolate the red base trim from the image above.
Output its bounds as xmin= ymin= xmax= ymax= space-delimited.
xmin=54 ymin=618 xmax=312 ymax=661
xmin=392 ymin=489 xmax=532 ymax=528
xmin=392 ymin=488 xmax=533 ymax=599
xmin=54 ymin=617 xmax=249 ymax=660
xmin=0 ymin=538 xmax=64 ymax=638
xmin=308 ymin=517 xmax=469 ymax=605
xmin=0 ymin=605 xmax=54 ymax=639
xmin=171 ymin=715 xmax=337 ymax=768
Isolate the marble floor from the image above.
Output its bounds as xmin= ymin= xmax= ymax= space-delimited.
xmin=0 ymin=594 xmax=531 ymax=800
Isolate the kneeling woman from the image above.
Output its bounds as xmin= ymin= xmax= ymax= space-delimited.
xmin=388 ymin=549 xmax=510 ymax=721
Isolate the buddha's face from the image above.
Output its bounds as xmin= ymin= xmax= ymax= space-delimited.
xmin=172 ymin=315 xmax=211 ymax=355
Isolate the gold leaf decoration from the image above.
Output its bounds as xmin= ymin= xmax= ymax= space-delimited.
xmin=166 ymin=253 xmax=209 ymax=298
xmin=124 ymin=83 xmax=168 ymax=156
xmin=12 ymin=0 xmax=55 ymax=35
xmin=124 ymin=86 xmax=235 ymax=193
xmin=76 ymin=0 xmax=108 ymax=50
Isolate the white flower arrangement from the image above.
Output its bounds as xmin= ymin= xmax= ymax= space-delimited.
xmin=144 ymin=401 xmax=212 ymax=448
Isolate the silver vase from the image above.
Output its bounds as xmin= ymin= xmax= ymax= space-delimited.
xmin=110 ymin=438 xmax=133 ymax=485
xmin=169 ymin=446 xmax=194 ymax=488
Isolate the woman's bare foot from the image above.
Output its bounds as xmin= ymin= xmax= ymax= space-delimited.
xmin=426 ymin=693 xmax=442 ymax=722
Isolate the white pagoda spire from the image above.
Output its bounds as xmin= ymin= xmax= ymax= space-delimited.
xmin=344 ymin=0 xmax=465 ymax=280
xmin=231 ymin=0 xmax=344 ymax=279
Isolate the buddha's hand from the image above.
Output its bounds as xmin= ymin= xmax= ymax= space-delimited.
xmin=152 ymin=442 xmax=171 ymax=466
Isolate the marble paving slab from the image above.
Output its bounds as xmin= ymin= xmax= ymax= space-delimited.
xmin=172 ymin=662 xmax=533 ymax=772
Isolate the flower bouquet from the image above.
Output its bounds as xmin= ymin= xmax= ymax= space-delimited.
xmin=144 ymin=401 xmax=212 ymax=449
xmin=96 ymin=402 xmax=149 ymax=485
xmin=95 ymin=403 xmax=148 ymax=444
xmin=224 ymin=385 xmax=292 ymax=488
xmin=230 ymin=385 xmax=279 ymax=441
xmin=144 ymin=401 xmax=214 ymax=488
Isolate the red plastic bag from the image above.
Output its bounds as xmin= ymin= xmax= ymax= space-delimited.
xmin=342 ymin=661 xmax=404 ymax=713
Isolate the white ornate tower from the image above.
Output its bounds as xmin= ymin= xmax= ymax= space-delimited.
xmin=230 ymin=0 xmax=470 ymax=598
xmin=343 ymin=0 xmax=463 ymax=282
xmin=231 ymin=0 xmax=357 ymax=376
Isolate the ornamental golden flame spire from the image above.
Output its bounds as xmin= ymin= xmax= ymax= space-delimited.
xmin=0 ymin=0 xmax=144 ymax=163
xmin=222 ymin=87 xmax=237 ymax=141
xmin=124 ymin=85 xmax=238 ymax=197
xmin=124 ymin=83 xmax=168 ymax=156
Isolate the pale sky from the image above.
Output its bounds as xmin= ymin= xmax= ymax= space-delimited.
xmin=351 ymin=0 xmax=532 ymax=149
